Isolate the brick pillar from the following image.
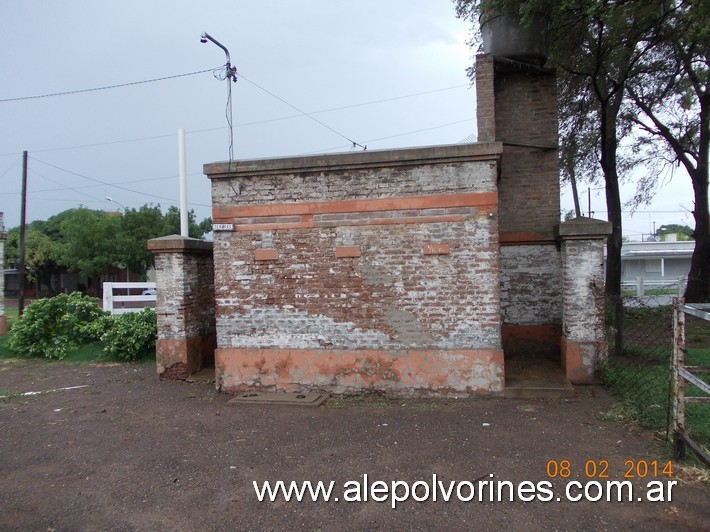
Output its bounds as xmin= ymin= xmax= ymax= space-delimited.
xmin=475 ymin=53 xmax=496 ymax=142
xmin=557 ymin=218 xmax=612 ymax=383
xmin=147 ymin=235 xmax=215 ymax=380
xmin=0 ymin=212 xmax=5 ymax=336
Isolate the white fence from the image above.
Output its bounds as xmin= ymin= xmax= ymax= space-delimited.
xmin=621 ymin=276 xmax=687 ymax=297
xmin=102 ymin=282 xmax=156 ymax=316
xmin=672 ymin=300 xmax=710 ymax=466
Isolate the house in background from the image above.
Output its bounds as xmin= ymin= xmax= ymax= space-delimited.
xmin=619 ymin=240 xmax=693 ymax=289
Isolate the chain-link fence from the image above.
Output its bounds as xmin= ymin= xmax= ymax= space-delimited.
xmin=599 ymin=295 xmax=710 ymax=459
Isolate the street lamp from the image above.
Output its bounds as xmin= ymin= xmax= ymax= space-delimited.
xmin=105 ymin=196 xmax=130 ymax=286
xmin=105 ymin=196 xmax=126 ymax=212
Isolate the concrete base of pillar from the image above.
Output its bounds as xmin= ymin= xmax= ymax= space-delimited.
xmin=157 ymin=335 xmax=216 ymax=380
xmin=561 ymin=337 xmax=601 ymax=384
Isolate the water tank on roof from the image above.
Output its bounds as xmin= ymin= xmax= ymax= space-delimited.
xmin=480 ymin=12 xmax=550 ymax=66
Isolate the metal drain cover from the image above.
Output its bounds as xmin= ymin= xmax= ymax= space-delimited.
xmin=227 ymin=391 xmax=329 ymax=407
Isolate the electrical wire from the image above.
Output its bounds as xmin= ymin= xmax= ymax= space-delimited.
xmin=239 ymin=73 xmax=367 ymax=150
xmin=28 ymin=167 xmax=103 ymax=203
xmin=0 ymin=171 xmax=204 ymax=197
xmin=0 ymin=160 xmax=20 ymax=179
xmin=29 ymin=157 xmax=211 ymax=207
xmin=0 ymin=84 xmax=470 ymax=157
xmin=212 ymin=65 xmax=237 ymax=164
xmin=301 ymin=118 xmax=476 ymax=155
xmin=0 ymin=68 xmax=218 ymax=103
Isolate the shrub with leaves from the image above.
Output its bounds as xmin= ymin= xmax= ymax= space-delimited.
xmin=8 ymin=292 xmax=108 ymax=359
xmin=101 ymin=308 xmax=157 ymax=361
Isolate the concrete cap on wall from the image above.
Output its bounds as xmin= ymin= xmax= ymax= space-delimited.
xmin=147 ymin=235 xmax=213 ymax=254
xmin=555 ymin=217 xmax=613 ymax=240
xmin=204 ymin=142 xmax=504 ymax=179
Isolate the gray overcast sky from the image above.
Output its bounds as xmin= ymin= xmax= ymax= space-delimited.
xmin=0 ymin=0 xmax=694 ymax=240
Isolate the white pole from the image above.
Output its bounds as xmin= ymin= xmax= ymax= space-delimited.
xmin=178 ymin=128 xmax=189 ymax=237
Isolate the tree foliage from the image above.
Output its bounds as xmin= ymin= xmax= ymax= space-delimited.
xmin=455 ymin=0 xmax=709 ymax=304
xmin=7 ymin=292 xmax=156 ymax=361
xmin=4 ymin=205 xmax=212 ymax=289
xmin=657 ymin=223 xmax=694 ymax=240
xmin=8 ymin=292 xmax=108 ymax=359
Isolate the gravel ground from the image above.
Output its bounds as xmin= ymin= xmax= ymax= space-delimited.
xmin=0 ymin=359 xmax=707 ymax=531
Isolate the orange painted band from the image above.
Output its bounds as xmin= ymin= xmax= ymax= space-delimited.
xmin=213 ymin=192 xmax=498 ymax=220
xmin=211 ymin=214 xmax=468 ymax=232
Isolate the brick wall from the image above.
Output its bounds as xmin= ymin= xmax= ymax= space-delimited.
xmin=476 ymin=54 xmax=560 ymax=234
xmin=559 ymin=219 xmax=612 ymax=383
xmin=0 ymin=212 xmax=5 ymax=335
xmin=148 ymin=236 xmax=216 ymax=380
xmin=477 ymin=54 xmax=562 ymax=358
xmin=207 ymin=144 xmax=505 ymax=395
xmin=499 ymin=244 xmax=562 ymax=357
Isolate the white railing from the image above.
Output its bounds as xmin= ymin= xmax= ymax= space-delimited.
xmin=102 ymin=282 xmax=156 ymax=316
xmin=672 ymin=299 xmax=710 ymax=466
xmin=621 ymin=276 xmax=687 ymax=297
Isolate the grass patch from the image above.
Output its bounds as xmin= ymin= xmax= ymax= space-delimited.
xmin=622 ymin=288 xmax=682 ymax=296
xmin=61 ymin=342 xmax=110 ymax=363
xmin=598 ymin=362 xmax=671 ymax=431
xmin=1 ymin=302 xmax=155 ymax=364
xmin=327 ymin=394 xmax=396 ymax=409
xmin=601 ymin=301 xmax=710 ymax=461
xmin=0 ymin=330 xmax=154 ymax=365
xmin=0 ymin=335 xmax=14 ymax=360
xmin=0 ymin=387 xmax=22 ymax=401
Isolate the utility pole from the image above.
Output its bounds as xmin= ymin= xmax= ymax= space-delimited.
xmin=588 ymin=187 xmax=592 ymax=218
xmin=18 ymin=151 xmax=27 ymax=316
xmin=570 ymin=170 xmax=581 ymax=218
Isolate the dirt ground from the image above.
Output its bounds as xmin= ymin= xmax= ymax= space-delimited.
xmin=0 ymin=359 xmax=707 ymax=531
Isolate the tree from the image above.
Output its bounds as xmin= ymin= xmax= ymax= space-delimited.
xmin=57 ymin=208 xmax=124 ymax=293
xmin=161 ymin=205 xmax=213 ymax=239
xmin=455 ymin=0 xmax=670 ymax=354
xmin=117 ymin=204 xmax=212 ymax=275
xmin=5 ymin=205 xmax=213 ymax=293
xmin=4 ymin=222 xmax=63 ymax=294
xmin=657 ymin=223 xmax=694 ymax=240
xmin=23 ymin=229 xmax=62 ymax=294
xmin=624 ymin=0 xmax=709 ymax=301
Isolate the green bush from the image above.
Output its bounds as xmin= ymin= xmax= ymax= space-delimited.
xmin=8 ymin=292 xmax=108 ymax=359
xmin=101 ymin=308 xmax=157 ymax=361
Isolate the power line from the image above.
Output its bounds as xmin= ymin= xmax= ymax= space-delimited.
xmin=0 ymin=171 xmax=204 ymax=197
xmin=0 ymin=84 xmax=470 ymax=156
xmin=28 ymin=157 xmax=211 ymax=208
xmin=239 ymin=73 xmax=367 ymax=150
xmin=28 ymin=167 xmax=103 ymax=203
xmin=0 ymin=160 xmax=20 ymax=179
xmin=301 ymin=118 xmax=476 ymax=155
xmin=0 ymin=67 xmax=218 ymax=103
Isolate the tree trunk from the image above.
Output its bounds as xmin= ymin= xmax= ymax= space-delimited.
xmin=600 ymin=94 xmax=625 ymax=357
xmin=684 ymin=92 xmax=709 ymax=303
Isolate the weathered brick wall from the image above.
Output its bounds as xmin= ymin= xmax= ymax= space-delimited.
xmin=207 ymin=144 xmax=505 ymax=395
xmin=215 ymin=218 xmax=500 ymax=351
xmin=0 ymin=213 xmax=5 ymax=335
xmin=476 ymin=54 xmax=562 ymax=358
xmin=476 ymin=55 xmax=560 ymax=234
xmin=499 ymin=244 xmax=562 ymax=357
xmin=558 ymin=219 xmax=612 ymax=383
xmin=148 ymin=236 xmax=215 ymax=380
xmin=493 ymin=65 xmax=559 ymax=234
